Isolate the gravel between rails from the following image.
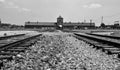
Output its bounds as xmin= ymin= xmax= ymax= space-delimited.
xmin=1 ymin=33 xmax=120 ymax=70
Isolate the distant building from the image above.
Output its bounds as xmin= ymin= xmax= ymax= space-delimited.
xmin=100 ymin=21 xmax=120 ymax=29
xmin=25 ymin=21 xmax=55 ymax=29
xmin=114 ymin=21 xmax=119 ymax=26
xmin=25 ymin=16 xmax=95 ymax=30
xmin=0 ymin=19 xmax=24 ymax=30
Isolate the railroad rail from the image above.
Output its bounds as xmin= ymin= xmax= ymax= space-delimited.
xmin=0 ymin=33 xmax=42 ymax=68
xmin=0 ymin=34 xmax=25 ymax=40
xmin=74 ymin=33 xmax=120 ymax=58
xmin=0 ymin=34 xmax=41 ymax=50
xmin=86 ymin=33 xmax=120 ymax=39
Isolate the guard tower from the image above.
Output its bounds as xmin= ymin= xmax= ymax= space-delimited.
xmin=56 ymin=16 xmax=63 ymax=30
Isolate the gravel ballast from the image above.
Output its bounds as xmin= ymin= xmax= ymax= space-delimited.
xmin=2 ymin=32 xmax=120 ymax=70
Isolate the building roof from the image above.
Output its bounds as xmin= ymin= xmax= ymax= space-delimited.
xmin=25 ymin=22 xmax=55 ymax=26
xmin=57 ymin=16 xmax=63 ymax=19
xmin=25 ymin=21 xmax=95 ymax=26
xmin=63 ymin=22 xmax=95 ymax=26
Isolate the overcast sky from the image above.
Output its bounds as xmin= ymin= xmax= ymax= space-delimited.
xmin=0 ymin=0 xmax=120 ymax=26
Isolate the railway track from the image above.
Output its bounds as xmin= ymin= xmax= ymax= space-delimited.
xmin=0 ymin=33 xmax=42 ymax=68
xmin=74 ymin=33 xmax=120 ymax=58
xmin=0 ymin=34 xmax=25 ymax=40
xmin=86 ymin=33 xmax=120 ymax=39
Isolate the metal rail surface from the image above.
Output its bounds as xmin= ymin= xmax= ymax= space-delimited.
xmin=74 ymin=33 xmax=120 ymax=47
xmin=74 ymin=33 xmax=120 ymax=58
xmin=0 ymin=34 xmax=25 ymax=40
xmin=86 ymin=33 xmax=120 ymax=39
xmin=0 ymin=34 xmax=42 ymax=68
xmin=0 ymin=34 xmax=42 ymax=51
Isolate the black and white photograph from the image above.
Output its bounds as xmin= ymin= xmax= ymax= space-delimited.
xmin=0 ymin=0 xmax=120 ymax=70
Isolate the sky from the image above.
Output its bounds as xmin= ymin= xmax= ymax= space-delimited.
xmin=0 ymin=0 xmax=120 ymax=26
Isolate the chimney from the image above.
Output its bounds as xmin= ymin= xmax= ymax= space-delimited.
xmin=84 ymin=20 xmax=86 ymax=23
xmin=90 ymin=19 xmax=92 ymax=23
